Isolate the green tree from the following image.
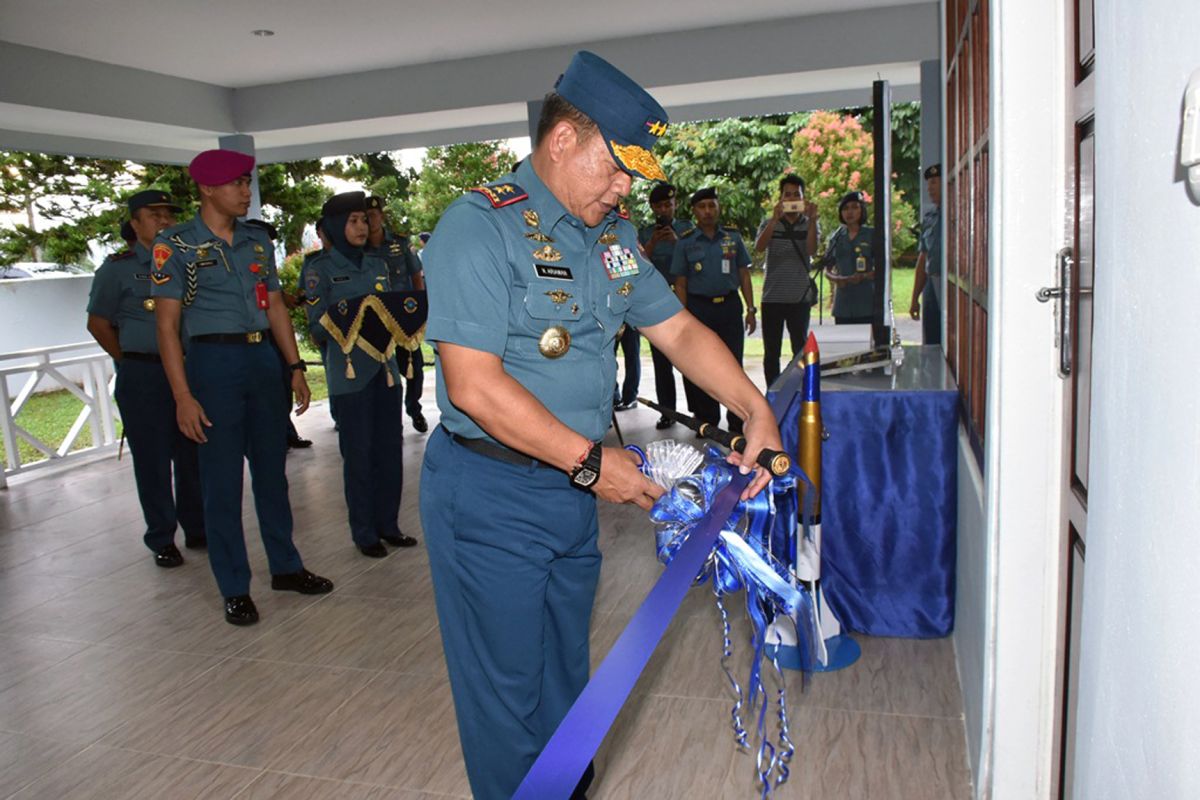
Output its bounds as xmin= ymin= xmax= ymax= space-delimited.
xmin=332 ymin=152 xmax=418 ymax=232
xmin=405 ymin=141 xmax=517 ymax=235
xmin=646 ymin=114 xmax=805 ymax=239
xmin=256 ymin=159 xmax=330 ymax=255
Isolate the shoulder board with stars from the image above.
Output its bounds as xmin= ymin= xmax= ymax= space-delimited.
xmin=111 ymin=250 xmax=136 ymax=261
xmin=471 ymin=183 xmax=528 ymax=208
xmin=722 ymin=225 xmax=740 ymax=234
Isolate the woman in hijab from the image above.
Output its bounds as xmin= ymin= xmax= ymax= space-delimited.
xmin=302 ymin=191 xmax=417 ymax=557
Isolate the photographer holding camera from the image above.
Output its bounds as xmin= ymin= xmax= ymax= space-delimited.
xmin=637 ymin=182 xmax=691 ymax=429
xmin=754 ymin=174 xmax=820 ymax=387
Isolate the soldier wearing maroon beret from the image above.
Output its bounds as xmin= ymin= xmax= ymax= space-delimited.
xmin=151 ymin=148 xmax=333 ymax=626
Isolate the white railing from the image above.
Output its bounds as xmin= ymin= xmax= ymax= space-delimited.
xmin=0 ymin=342 xmax=120 ymax=488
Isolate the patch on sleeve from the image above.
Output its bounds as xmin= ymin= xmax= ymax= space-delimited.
xmin=152 ymin=243 xmax=173 ymax=270
xmin=471 ymin=183 xmax=528 ymax=208
xmin=305 ymin=295 xmax=320 ymax=306
xmin=150 ymin=271 xmax=172 ymax=285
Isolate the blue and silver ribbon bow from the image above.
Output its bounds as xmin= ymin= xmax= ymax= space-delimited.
xmin=648 ymin=449 xmax=819 ymax=797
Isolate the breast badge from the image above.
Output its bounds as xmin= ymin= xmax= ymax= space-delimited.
xmin=545 ymin=289 xmax=572 ymax=304
xmin=532 ymin=245 xmax=563 ymax=262
xmin=523 ymin=210 xmax=541 ymax=228
xmin=538 ymin=326 xmax=571 ymax=359
xmin=142 ymin=298 xmax=156 ymax=311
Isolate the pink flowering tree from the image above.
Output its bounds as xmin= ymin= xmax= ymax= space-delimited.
xmin=789 ymin=111 xmax=917 ymax=260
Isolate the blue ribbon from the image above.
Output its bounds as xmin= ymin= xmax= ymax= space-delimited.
xmin=512 ymin=471 xmax=750 ymax=800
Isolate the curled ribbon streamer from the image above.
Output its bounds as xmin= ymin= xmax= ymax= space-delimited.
xmin=648 ymin=451 xmax=820 ymax=795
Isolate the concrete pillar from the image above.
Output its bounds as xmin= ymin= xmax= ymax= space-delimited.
xmin=526 ymin=100 xmax=544 ymax=145
xmin=919 ymin=59 xmax=942 ymax=209
xmin=218 ymin=133 xmax=262 ymax=221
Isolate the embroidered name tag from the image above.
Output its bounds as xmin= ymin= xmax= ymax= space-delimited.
xmin=535 ymin=264 xmax=573 ymax=281
xmin=134 ymin=273 xmax=151 ymax=281
xmin=331 ymin=275 xmax=352 ymax=284
xmin=193 ymin=259 xmax=218 ymax=269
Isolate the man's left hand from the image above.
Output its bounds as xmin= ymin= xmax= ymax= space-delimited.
xmin=727 ymin=408 xmax=784 ymax=500
xmin=804 ymin=200 xmax=819 ymax=220
xmin=744 ymin=308 xmax=757 ymax=335
xmin=291 ymin=371 xmax=311 ymax=415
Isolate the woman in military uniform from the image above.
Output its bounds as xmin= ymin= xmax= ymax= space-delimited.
xmin=820 ymin=190 xmax=876 ymax=325
xmin=302 ymin=192 xmax=415 ymax=558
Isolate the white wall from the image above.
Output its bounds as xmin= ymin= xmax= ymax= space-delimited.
xmin=954 ymin=430 xmax=988 ymax=783
xmin=0 ymin=275 xmax=99 ymax=394
xmin=1074 ymin=4 xmax=1200 ymax=798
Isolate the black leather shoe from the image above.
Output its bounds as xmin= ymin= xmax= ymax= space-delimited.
xmin=271 ymin=569 xmax=335 ymax=594
xmin=655 ymin=414 xmax=674 ymax=430
xmin=224 ymin=595 xmax=259 ymax=626
xmin=358 ymin=542 xmax=388 ymax=558
xmin=184 ymin=535 xmax=207 ymax=550
xmin=410 ymin=413 xmax=429 ymax=433
xmin=154 ymin=544 xmax=184 ymax=568
xmin=287 ymin=435 xmax=313 ymax=449
xmin=380 ymin=532 xmax=418 ymax=548
xmin=614 ymin=400 xmax=637 ymax=411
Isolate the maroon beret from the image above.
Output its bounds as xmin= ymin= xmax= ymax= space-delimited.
xmin=188 ymin=149 xmax=256 ymax=186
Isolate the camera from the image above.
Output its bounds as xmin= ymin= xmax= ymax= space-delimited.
xmin=655 ymin=215 xmax=673 ymax=228
xmin=781 ymin=200 xmax=804 ymax=213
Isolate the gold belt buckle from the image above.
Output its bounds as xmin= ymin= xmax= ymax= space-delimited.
xmin=712 ymin=295 xmax=725 ymax=304
xmin=246 ymin=331 xmax=263 ymax=344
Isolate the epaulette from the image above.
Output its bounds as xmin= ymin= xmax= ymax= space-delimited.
xmin=617 ymin=202 xmax=630 ymax=220
xmin=680 ymin=227 xmax=696 ymax=238
xmin=723 ymin=225 xmax=740 ymax=233
xmin=470 ymin=183 xmax=528 ymax=208
xmin=110 ymin=249 xmax=136 ymax=261
xmin=159 ymin=220 xmax=190 ymax=238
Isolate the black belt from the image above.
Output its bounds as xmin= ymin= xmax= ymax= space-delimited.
xmin=688 ymin=291 xmax=738 ymax=304
xmin=449 ymin=429 xmax=551 ymax=470
xmin=121 ymin=351 xmax=161 ymax=363
xmin=192 ymin=330 xmax=269 ymax=345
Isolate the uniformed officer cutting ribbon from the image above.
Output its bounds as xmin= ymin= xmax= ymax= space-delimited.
xmin=420 ymin=50 xmax=785 ymax=799
xmin=151 ymin=149 xmax=333 ymax=627
xmin=302 ymin=191 xmax=416 ymax=558
xmin=87 ymin=189 xmax=205 ymax=569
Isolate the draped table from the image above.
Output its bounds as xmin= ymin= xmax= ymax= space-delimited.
xmin=769 ymin=345 xmax=958 ymax=638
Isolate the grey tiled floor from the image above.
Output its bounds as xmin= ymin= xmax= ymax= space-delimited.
xmin=0 ymin=336 xmax=968 ymax=799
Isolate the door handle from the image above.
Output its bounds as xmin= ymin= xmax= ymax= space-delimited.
xmin=1036 ymin=247 xmax=1074 ymax=378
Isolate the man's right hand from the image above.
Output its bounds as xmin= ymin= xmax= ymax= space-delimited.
xmin=592 ymin=447 xmax=664 ymax=511
xmin=176 ymin=394 xmax=212 ymax=443
xmin=910 ymin=297 xmax=921 ymax=320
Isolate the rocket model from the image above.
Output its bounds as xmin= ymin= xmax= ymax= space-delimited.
xmin=769 ymin=332 xmax=860 ymax=672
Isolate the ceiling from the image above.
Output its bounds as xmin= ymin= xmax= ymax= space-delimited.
xmin=0 ymin=1 xmax=938 ymax=163
xmin=0 ymin=0 xmax=923 ymax=87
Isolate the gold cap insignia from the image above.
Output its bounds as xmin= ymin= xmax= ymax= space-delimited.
xmin=532 ymin=244 xmax=563 ymax=262
xmin=523 ymin=210 xmax=540 ymax=228
xmin=609 ymin=141 xmax=666 ymax=182
xmin=538 ymin=325 xmax=571 ymax=359
xmin=545 ymin=289 xmax=572 ymax=304
xmin=142 ymin=298 xmax=156 ymax=312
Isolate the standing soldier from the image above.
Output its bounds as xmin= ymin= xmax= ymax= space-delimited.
xmin=87 ymin=190 xmax=205 ymax=568
xmin=670 ymin=187 xmax=757 ymax=433
xmin=637 ymin=181 xmax=689 ymax=428
xmin=303 ymin=192 xmax=416 ymax=558
xmin=910 ymin=163 xmax=943 ymax=345
xmin=420 ymin=51 xmax=782 ymax=798
xmin=365 ymin=196 xmax=428 ymax=433
xmin=151 ymin=149 xmax=333 ymax=626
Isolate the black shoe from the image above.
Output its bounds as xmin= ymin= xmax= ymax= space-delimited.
xmin=184 ymin=535 xmax=207 ymax=550
xmin=271 ymin=569 xmax=334 ymax=594
xmin=287 ymin=435 xmax=313 ymax=449
xmin=358 ymin=542 xmax=388 ymax=558
xmin=410 ymin=413 xmax=429 ymax=433
xmin=153 ymin=544 xmax=184 ymax=568
xmin=224 ymin=595 xmax=259 ymax=626
xmin=380 ymin=532 xmax=418 ymax=548
xmin=614 ymin=400 xmax=637 ymax=411
xmin=655 ymin=414 xmax=674 ymax=430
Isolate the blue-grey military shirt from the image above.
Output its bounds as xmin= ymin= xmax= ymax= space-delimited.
xmin=367 ymin=231 xmax=422 ymax=291
xmin=302 ymin=249 xmax=401 ymax=396
xmin=422 ymin=159 xmax=681 ymax=443
xmin=637 ymin=219 xmax=690 ymax=280
xmin=150 ymin=217 xmax=280 ymax=336
xmin=669 ymin=227 xmax=751 ymax=297
xmin=918 ymin=204 xmax=943 ymax=302
xmin=820 ymin=225 xmax=875 ymax=319
xmin=87 ymin=242 xmax=161 ymax=354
